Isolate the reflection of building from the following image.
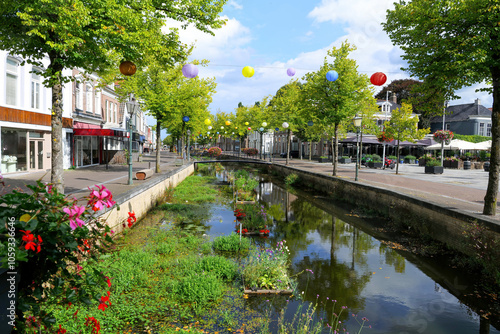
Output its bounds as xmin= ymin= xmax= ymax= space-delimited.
xmin=0 ymin=51 xmax=73 ymax=174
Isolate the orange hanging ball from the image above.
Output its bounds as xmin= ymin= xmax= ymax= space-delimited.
xmin=119 ymin=61 xmax=137 ymax=76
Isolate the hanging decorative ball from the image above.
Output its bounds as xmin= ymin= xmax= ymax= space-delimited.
xmin=207 ymin=131 xmax=210 ymax=134
xmin=370 ymin=72 xmax=387 ymax=86
xmin=182 ymin=116 xmax=190 ymax=122
xmin=262 ymin=122 xmax=267 ymax=127
xmin=307 ymin=121 xmax=314 ymax=126
xmin=326 ymin=70 xmax=339 ymax=82
xmin=242 ymin=66 xmax=255 ymax=78
xmin=204 ymin=118 xmax=211 ymax=125
xmin=245 ymin=122 xmax=249 ymax=126
xmin=282 ymin=122 xmax=289 ymax=129
xmin=221 ymin=126 xmax=224 ymax=129
xmin=119 ymin=61 xmax=137 ymax=76
xmin=275 ymin=127 xmax=279 ymax=131
xmin=287 ymin=68 xmax=296 ymax=77
xmin=232 ymin=132 xmax=234 ymax=134
xmin=225 ymin=120 xmax=231 ymax=126
xmin=199 ymin=134 xmax=202 ymax=137
xmin=235 ymin=127 xmax=238 ymax=129
xmin=182 ymin=64 xmax=199 ymax=79
xmin=216 ymin=132 xmax=219 ymax=134
xmin=208 ymin=126 xmax=212 ymax=130
xmin=247 ymin=127 xmax=251 ymax=131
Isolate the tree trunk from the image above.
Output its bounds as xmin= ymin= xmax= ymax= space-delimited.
xmin=155 ymin=119 xmax=161 ymax=173
xmin=50 ymin=61 xmax=64 ymax=194
xmin=483 ymin=68 xmax=500 ymax=215
xmin=396 ymin=142 xmax=401 ymax=174
xmin=332 ymin=124 xmax=339 ymax=176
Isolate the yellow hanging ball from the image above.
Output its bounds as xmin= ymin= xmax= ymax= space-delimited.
xmin=245 ymin=122 xmax=249 ymax=126
xmin=242 ymin=66 xmax=255 ymax=78
xmin=204 ymin=119 xmax=211 ymax=125
xmin=225 ymin=120 xmax=231 ymax=126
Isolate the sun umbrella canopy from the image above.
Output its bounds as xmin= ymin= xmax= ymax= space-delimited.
xmin=424 ymin=139 xmax=484 ymax=150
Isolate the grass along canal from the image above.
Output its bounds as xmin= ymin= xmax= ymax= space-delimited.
xmin=44 ymin=163 xmax=499 ymax=333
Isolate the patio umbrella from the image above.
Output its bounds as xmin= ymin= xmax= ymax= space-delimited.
xmin=424 ymin=139 xmax=480 ymax=150
xmin=340 ymin=136 xmax=381 ymax=145
xmin=387 ymin=139 xmax=427 ymax=146
xmin=475 ymin=140 xmax=491 ymax=150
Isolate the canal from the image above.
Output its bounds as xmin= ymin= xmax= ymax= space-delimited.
xmin=196 ymin=166 xmax=499 ymax=333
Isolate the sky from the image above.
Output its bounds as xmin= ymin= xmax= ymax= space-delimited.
xmin=151 ymin=0 xmax=493 ymax=126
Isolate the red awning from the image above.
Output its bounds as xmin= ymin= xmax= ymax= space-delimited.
xmin=73 ymin=128 xmax=128 ymax=137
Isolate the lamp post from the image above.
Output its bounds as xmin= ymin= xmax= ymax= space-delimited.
xmin=259 ymin=122 xmax=267 ymax=160
xmin=441 ymin=100 xmax=449 ymax=166
xmin=126 ymin=99 xmax=139 ymax=185
xmin=353 ymin=116 xmax=362 ymax=181
xmin=187 ymin=129 xmax=191 ymax=162
xmin=382 ymin=90 xmax=392 ymax=169
xmin=182 ymin=116 xmax=190 ymax=163
xmin=282 ymin=122 xmax=290 ymax=165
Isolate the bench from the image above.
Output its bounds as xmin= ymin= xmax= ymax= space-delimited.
xmin=135 ymin=168 xmax=154 ymax=180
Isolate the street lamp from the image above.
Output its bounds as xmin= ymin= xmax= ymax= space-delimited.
xmin=126 ymin=99 xmax=140 ymax=185
xmin=441 ymin=100 xmax=449 ymax=166
xmin=382 ymin=90 xmax=392 ymax=169
xmin=259 ymin=122 xmax=267 ymax=160
xmin=353 ymin=116 xmax=362 ymax=181
xmin=182 ymin=116 xmax=190 ymax=162
xmin=187 ymin=129 xmax=191 ymax=162
xmin=282 ymin=122 xmax=290 ymax=165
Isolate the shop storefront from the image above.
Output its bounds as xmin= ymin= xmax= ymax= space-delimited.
xmin=1 ymin=128 xmax=50 ymax=173
xmin=72 ymin=122 xmax=128 ymax=168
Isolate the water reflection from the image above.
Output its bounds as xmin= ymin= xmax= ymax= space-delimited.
xmin=201 ymin=167 xmax=499 ymax=333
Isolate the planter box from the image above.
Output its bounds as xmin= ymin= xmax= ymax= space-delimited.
xmin=404 ymin=158 xmax=416 ymax=164
xmin=484 ymin=161 xmax=490 ymax=172
xmin=425 ymin=166 xmax=444 ymax=174
xmin=419 ymin=159 xmax=427 ymax=166
xmin=339 ymin=158 xmax=351 ymax=164
xmin=367 ymin=161 xmax=383 ymax=169
xmin=448 ymin=160 xmax=459 ymax=169
xmin=318 ymin=158 xmax=330 ymax=163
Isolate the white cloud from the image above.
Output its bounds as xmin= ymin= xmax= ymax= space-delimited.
xmin=227 ymin=0 xmax=243 ymax=10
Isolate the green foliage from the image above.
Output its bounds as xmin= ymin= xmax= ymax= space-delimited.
xmin=426 ymin=158 xmax=441 ymax=167
xmin=285 ymin=173 xmax=300 ymax=186
xmin=212 ymin=233 xmax=251 ymax=252
xmin=0 ymin=181 xmax=116 ymax=331
xmin=404 ymin=155 xmax=416 ymax=160
xmin=387 ymin=155 xmax=398 ymax=160
xmin=454 ymin=134 xmax=491 ymax=144
xmin=172 ymin=175 xmax=219 ymax=203
xmin=242 ymin=241 xmax=292 ymax=290
xmin=235 ymin=204 xmax=270 ymax=231
xmin=371 ymin=154 xmax=382 ymax=162
xmin=197 ymin=256 xmax=239 ymax=282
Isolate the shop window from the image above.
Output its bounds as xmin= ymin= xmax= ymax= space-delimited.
xmin=1 ymin=128 xmax=27 ymax=172
xmin=6 ymin=58 xmax=19 ymax=106
xmin=31 ymin=69 xmax=41 ymax=109
xmin=479 ymin=123 xmax=485 ymax=136
xmin=487 ymin=123 xmax=492 ymax=137
xmin=75 ymin=81 xmax=83 ymax=110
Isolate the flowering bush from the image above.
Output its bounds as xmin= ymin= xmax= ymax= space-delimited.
xmin=242 ymin=240 xmax=292 ymax=290
xmin=242 ymin=147 xmax=258 ymax=156
xmin=234 ymin=203 xmax=269 ymax=232
xmin=433 ymin=130 xmax=454 ymax=144
xmin=207 ymin=146 xmax=222 ymax=157
xmin=377 ymin=131 xmax=393 ymax=143
xmin=0 ymin=180 xmax=130 ymax=333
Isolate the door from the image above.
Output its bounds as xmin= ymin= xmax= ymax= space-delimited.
xmin=29 ymin=140 xmax=44 ymax=170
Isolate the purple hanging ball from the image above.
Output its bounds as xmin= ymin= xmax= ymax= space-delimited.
xmin=287 ymin=68 xmax=296 ymax=77
xmin=182 ymin=64 xmax=198 ymax=79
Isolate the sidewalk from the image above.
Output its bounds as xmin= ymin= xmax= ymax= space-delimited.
xmin=1 ymin=151 xmax=184 ymax=200
xmin=2 ymin=151 xmax=499 ymax=222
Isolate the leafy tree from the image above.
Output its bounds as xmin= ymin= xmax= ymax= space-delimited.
xmin=271 ymin=80 xmax=304 ymax=164
xmin=0 ymin=0 xmax=226 ymax=192
xmin=384 ymin=103 xmax=429 ymax=174
xmin=383 ymin=0 xmax=500 ymax=215
xmin=302 ymin=41 xmax=375 ymax=176
xmin=374 ymin=79 xmax=421 ymax=103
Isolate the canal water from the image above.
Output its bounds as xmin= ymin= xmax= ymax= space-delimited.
xmin=199 ymin=167 xmax=499 ymax=333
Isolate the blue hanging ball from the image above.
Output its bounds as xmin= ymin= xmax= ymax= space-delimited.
xmin=275 ymin=127 xmax=279 ymax=131
xmin=326 ymin=70 xmax=339 ymax=82
xmin=182 ymin=116 xmax=190 ymax=122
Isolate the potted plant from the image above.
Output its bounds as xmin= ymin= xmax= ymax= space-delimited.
xmin=404 ymin=155 xmax=416 ymax=164
xmin=338 ymin=156 xmax=351 ymax=164
xmin=444 ymin=156 xmax=459 ymax=168
xmin=367 ymin=154 xmax=383 ymax=168
xmin=318 ymin=155 xmax=329 ymax=163
xmin=419 ymin=153 xmax=433 ymax=166
xmin=424 ymin=158 xmax=444 ymax=174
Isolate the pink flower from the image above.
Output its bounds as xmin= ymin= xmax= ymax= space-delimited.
xmin=63 ymin=205 xmax=86 ymax=230
xmin=88 ymin=185 xmax=116 ymax=212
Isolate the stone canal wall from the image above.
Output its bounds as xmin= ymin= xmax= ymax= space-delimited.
xmin=267 ymin=162 xmax=500 ymax=261
xmin=98 ymin=163 xmax=195 ymax=233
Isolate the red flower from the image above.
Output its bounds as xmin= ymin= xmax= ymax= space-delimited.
xmin=98 ymin=291 xmax=111 ymax=311
xmin=57 ymin=324 xmax=67 ymax=334
xmin=127 ymin=211 xmax=136 ymax=228
xmin=85 ymin=316 xmax=101 ymax=334
xmin=20 ymin=230 xmax=42 ymax=253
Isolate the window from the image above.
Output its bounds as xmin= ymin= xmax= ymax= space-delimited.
xmin=6 ymin=58 xmax=19 ymax=106
xmin=94 ymin=89 xmax=101 ymax=115
xmin=86 ymin=84 xmax=93 ymax=113
xmin=75 ymin=81 xmax=83 ymax=110
xmin=479 ymin=123 xmax=485 ymax=136
xmin=445 ymin=123 xmax=450 ymax=131
xmin=31 ymin=69 xmax=41 ymax=109
xmin=487 ymin=123 xmax=492 ymax=137
xmin=105 ymin=100 xmax=110 ymax=122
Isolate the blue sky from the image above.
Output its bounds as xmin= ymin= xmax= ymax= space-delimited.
xmin=156 ymin=0 xmax=493 ymax=126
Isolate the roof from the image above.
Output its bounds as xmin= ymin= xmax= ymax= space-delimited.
xmin=430 ymin=101 xmax=492 ymax=123
xmin=376 ymin=99 xmax=401 ymax=112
